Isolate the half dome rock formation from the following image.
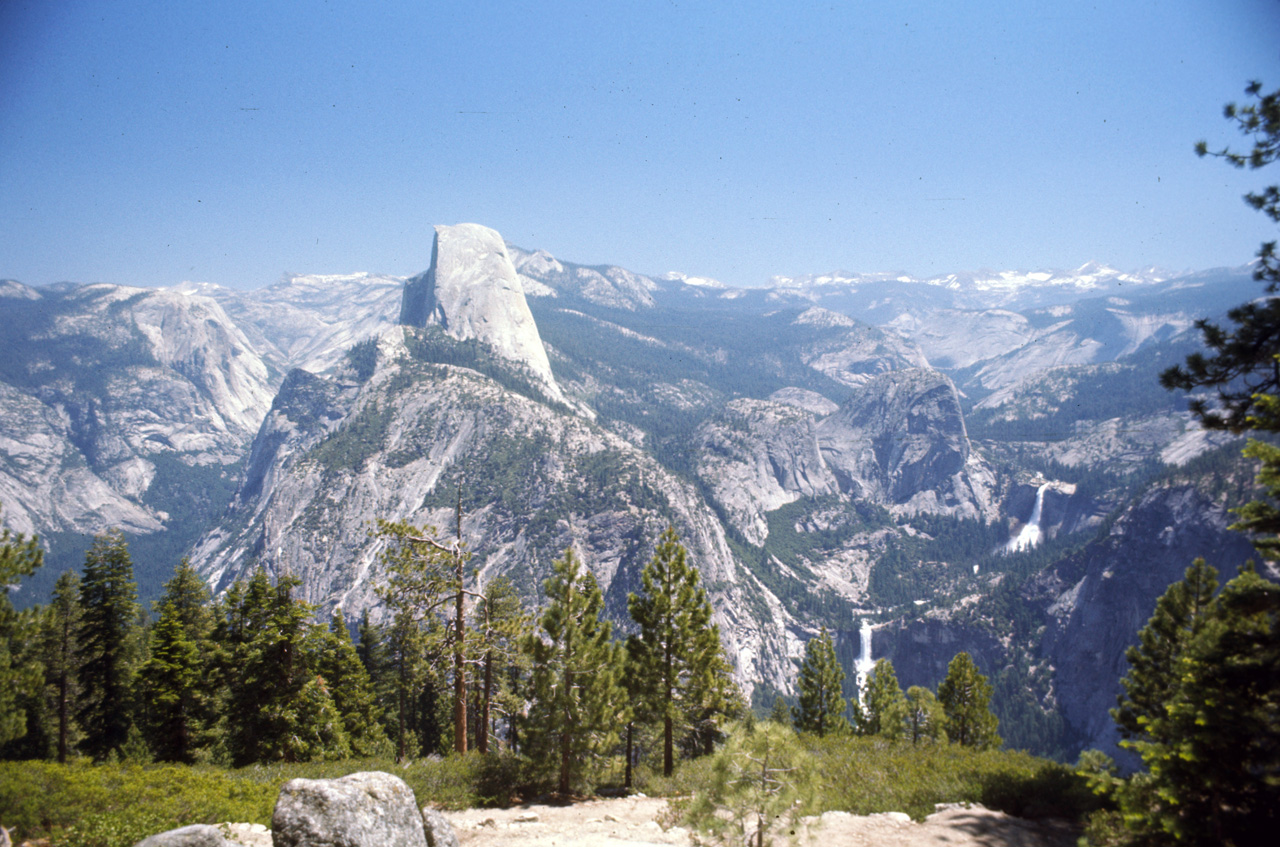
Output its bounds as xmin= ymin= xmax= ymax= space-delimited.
xmin=400 ymin=223 xmax=563 ymax=402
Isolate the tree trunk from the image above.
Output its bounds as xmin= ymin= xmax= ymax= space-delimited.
xmin=453 ymin=499 xmax=468 ymax=754
xmin=479 ymin=649 xmax=492 ymax=753
xmin=625 ymin=722 xmax=634 ymax=790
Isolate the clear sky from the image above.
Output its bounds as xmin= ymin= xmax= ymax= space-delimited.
xmin=2 ymin=1 xmax=1279 ymax=289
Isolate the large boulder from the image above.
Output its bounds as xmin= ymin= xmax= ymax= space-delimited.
xmin=272 ymin=771 xmax=427 ymax=847
xmin=134 ymin=824 xmax=230 ymax=847
xmin=420 ymin=808 xmax=460 ymax=847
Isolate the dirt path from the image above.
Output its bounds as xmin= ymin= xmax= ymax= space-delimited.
xmin=441 ymin=796 xmax=1079 ymax=847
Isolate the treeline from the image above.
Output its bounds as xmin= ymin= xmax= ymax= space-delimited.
xmin=0 ymin=521 xmax=741 ymax=795
xmin=787 ymin=627 xmax=1001 ymax=750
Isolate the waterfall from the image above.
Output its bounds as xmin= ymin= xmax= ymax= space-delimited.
xmin=854 ymin=620 xmax=875 ymax=705
xmin=1006 ymin=482 xmax=1050 ymax=552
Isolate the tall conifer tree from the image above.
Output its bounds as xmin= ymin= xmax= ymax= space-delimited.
xmin=0 ymin=513 xmax=43 ymax=749
xmin=628 ymin=528 xmax=735 ymax=775
xmin=42 ymin=571 xmax=82 ymax=762
xmin=1112 ymin=558 xmax=1218 ymax=743
xmin=792 ymin=627 xmax=848 ymax=737
xmin=76 ymin=530 xmax=139 ymax=760
xmin=525 ymin=548 xmax=626 ymax=794
xmin=937 ymin=652 xmax=1000 ymax=749
xmin=857 ymin=658 xmax=906 ymax=739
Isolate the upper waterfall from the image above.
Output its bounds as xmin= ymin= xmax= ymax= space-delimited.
xmin=1006 ymin=482 xmax=1049 ymax=552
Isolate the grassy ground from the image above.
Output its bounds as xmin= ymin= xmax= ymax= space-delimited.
xmin=0 ymin=735 xmax=1097 ymax=847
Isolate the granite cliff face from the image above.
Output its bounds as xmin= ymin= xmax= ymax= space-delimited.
xmin=0 ymin=283 xmax=274 ymax=542
xmin=191 ymin=329 xmax=799 ymax=694
xmin=817 ymin=369 xmax=996 ymax=519
xmin=401 ymin=224 xmax=563 ymax=402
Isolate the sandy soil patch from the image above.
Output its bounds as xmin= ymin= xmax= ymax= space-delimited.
xmin=441 ymin=796 xmax=1079 ymax=847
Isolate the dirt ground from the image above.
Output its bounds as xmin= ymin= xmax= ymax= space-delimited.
xmin=440 ymin=796 xmax=1080 ymax=847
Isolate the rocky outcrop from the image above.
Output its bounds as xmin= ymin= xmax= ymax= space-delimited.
xmin=1033 ymin=476 xmax=1260 ymax=761
xmin=189 ymin=347 xmax=798 ymax=696
xmin=694 ymin=399 xmax=839 ymax=544
xmin=421 ymin=809 xmax=460 ymax=847
xmin=134 ymin=825 xmax=231 ymax=847
xmin=401 ymin=224 xmax=562 ymax=401
xmin=816 ymin=369 xmax=996 ymax=520
xmin=273 ymin=772 xmax=428 ymax=847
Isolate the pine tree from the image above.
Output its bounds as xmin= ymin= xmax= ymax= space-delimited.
xmin=0 ymin=513 xmax=43 ymax=749
xmin=139 ymin=600 xmax=204 ymax=762
xmin=1112 ymin=564 xmax=1280 ymax=844
xmin=375 ymin=519 xmax=456 ymax=760
xmin=857 ymin=658 xmax=906 ymax=739
xmin=41 ymin=571 xmax=82 ymax=762
xmin=903 ymin=686 xmax=947 ymax=745
xmin=685 ymin=720 xmax=813 ymax=847
xmin=791 ymin=627 xmax=848 ymax=737
xmin=937 ymin=652 xmax=1000 ymax=750
xmin=76 ymin=530 xmax=140 ymax=760
xmin=524 ymin=548 xmax=627 ymax=794
xmin=767 ymin=695 xmax=790 ymax=726
xmin=1162 ymin=82 xmax=1280 ymax=430
xmin=1112 ymin=558 xmax=1218 ymax=743
xmin=316 ymin=613 xmax=389 ymax=757
xmin=471 ymin=577 xmax=530 ymax=754
xmin=138 ymin=560 xmax=215 ymax=762
xmin=628 ymin=527 xmax=736 ymax=775
xmin=218 ymin=569 xmax=349 ymax=765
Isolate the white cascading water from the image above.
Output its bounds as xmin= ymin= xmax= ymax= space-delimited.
xmin=854 ymin=619 xmax=875 ymax=705
xmin=1006 ymin=482 xmax=1050 ymax=552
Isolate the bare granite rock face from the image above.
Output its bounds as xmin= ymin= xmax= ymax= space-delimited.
xmin=272 ymin=772 xmax=427 ymax=847
xmin=816 ymin=369 xmax=997 ymax=520
xmin=401 ymin=224 xmax=563 ymax=402
xmin=134 ymin=824 xmax=230 ymax=847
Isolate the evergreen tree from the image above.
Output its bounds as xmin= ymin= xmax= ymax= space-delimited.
xmin=0 ymin=513 xmax=43 ymax=749
xmin=903 ymin=686 xmax=947 ymax=745
xmin=685 ymin=720 xmax=813 ymax=847
xmin=375 ymin=519 xmax=456 ymax=760
xmin=628 ymin=528 xmax=736 ymax=775
xmin=471 ymin=577 xmax=530 ymax=754
xmin=218 ymin=569 xmax=349 ymax=764
xmin=138 ymin=560 xmax=215 ymax=762
xmin=524 ymin=548 xmax=627 ymax=794
xmin=791 ymin=627 xmax=848 ymax=737
xmin=317 ymin=613 xmax=389 ymax=757
xmin=767 ymin=695 xmax=790 ymax=726
xmin=76 ymin=530 xmax=139 ymax=760
xmin=1112 ymin=558 xmax=1218 ymax=743
xmin=937 ymin=652 xmax=1000 ymax=750
xmin=857 ymin=658 xmax=906 ymax=739
xmin=1162 ymin=82 xmax=1280 ymax=431
xmin=41 ymin=571 xmax=82 ymax=762
xmin=139 ymin=600 xmax=204 ymax=762
xmin=1111 ymin=564 xmax=1280 ymax=845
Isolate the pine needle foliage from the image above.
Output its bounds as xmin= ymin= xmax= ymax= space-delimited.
xmin=628 ymin=527 xmax=736 ymax=774
xmin=524 ymin=548 xmax=627 ymax=795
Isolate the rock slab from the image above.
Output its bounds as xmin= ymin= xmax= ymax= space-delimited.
xmin=272 ymin=771 xmax=428 ymax=847
xmin=421 ymin=808 xmax=460 ymax=847
xmin=134 ymin=824 xmax=230 ymax=847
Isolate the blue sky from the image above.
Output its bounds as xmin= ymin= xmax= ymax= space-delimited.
xmin=2 ymin=1 xmax=1279 ymax=289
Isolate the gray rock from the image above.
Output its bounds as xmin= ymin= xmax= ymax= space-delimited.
xmin=400 ymin=223 xmax=563 ymax=402
xmin=133 ymin=824 xmax=230 ymax=847
xmin=272 ymin=771 xmax=427 ymax=847
xmin=420 ymin=808 xmax=459 ymax=847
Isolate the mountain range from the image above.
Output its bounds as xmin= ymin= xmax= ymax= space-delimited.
xmin=0 ymin=223 xmax=1270 ymax=762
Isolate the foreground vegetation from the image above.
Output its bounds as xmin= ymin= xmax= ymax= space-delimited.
xmin=0 ymin=730 xmax=1095 ymax=847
